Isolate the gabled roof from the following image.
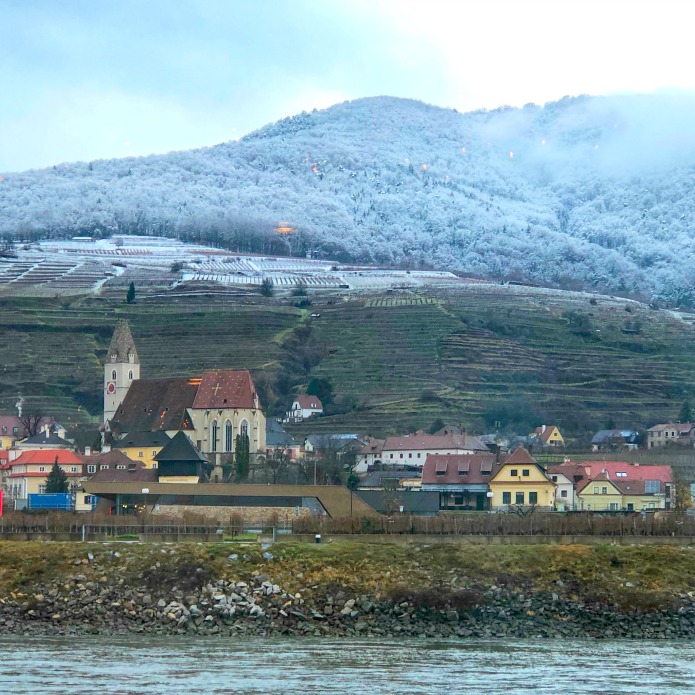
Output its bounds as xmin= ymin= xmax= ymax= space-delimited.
xmin=648 ymin=422 xmax=693 ymax=434
xmin=421 ymin=453 xmax=499 ymax=485
xmin=192 ymin=370 xmax=259 ymax=410
xmin=533 ymin=425 xmax=561 ymax=443
xmin=294 ymin=395 xmax=323 ymax=410
xmin=9 ymin=449 xmax=84 ymax=466
xmin=115 ymin=431 xmax=171 ymax=449
xmin=88 ymin=465 xmax=157 ymax=484
xmin=154 ymin=431 xmax=208 ymax=463
xmin=553 ymin=460 xmax=673 ymax=484
xmin=78 ymin=449 xmax=136 ymax=468
xmin=16 ymin=432 xmax=74 ymax=448
xmin=591 ymin=429 xmax=639 ymax=444
xmin=266 ymin=419 xmax=296 ymax=448
xmin=112 ymin=377 xmax=197 ymax=432
xmin=378 ymin=432 xmax=489 ymax=453
xmin=504 ymin=446 xmax=537 ymax=465
xmin=108 ymin=319 xmax=139 ymax=363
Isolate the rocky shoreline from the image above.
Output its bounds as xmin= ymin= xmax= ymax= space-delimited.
xmin=2 ymin=542 xmax=695 ymax=639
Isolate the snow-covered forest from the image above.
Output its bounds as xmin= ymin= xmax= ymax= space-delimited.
xmin=2 ymin=93 xmax=695 ymax=304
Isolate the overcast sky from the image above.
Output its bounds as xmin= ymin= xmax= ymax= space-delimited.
xmin=1 ymin=0 xmax=692 ymax=172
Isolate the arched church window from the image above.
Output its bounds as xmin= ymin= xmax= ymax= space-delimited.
xmin=240 ymin=420 xmax=249 ymax=439
xmin=210 ymin=420 xmax=218 ymax=452
xmin=111 ymin=370 xmax=117 ymax=381
xmin=225 ymin=420 xmax=233 ymax=452
xmin=128 ymin=370 xmax=133 ymax=381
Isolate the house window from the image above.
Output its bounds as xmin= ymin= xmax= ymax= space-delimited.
xmin=152 ymin=450 xmax=157 ymax=457
xmin=84 ymin=495 xmax=93 ymax=505
xmin=12 ymin=426 xmax=17 ymax=433
xmin=39 ymin=466 xmax=45 ymax=472
xmin=152 ymin=462 xmax=158 ymax=469
xmin=436 ymin=469 xmax=446 ymax=477
xmin=116 ymin=464 xmax=126 ymax=470
xmin=627 ymin=503 xmax=634 ymax=511
xmin=601 ymin=487 xmax=608 ymax=495
xmin=210 ymin=420 xmax=218 ymax=452
xmin=502 ymin=492 xmax=511 ymax=505
xmin=87 ymin=465 xmax=96 ymax=474
xmin=138 ymin=451 xmax=143 ymax=458
xmin=510 ymin=469 xmax=518 ymax=477
xmin=561 ymin=490 xmax=568 ymax=498
xmin=417 ymin=453 xmax=421 ymax=458
xmin=609 ymin=503 xmax=619 ymax=511
xmin=390 ymin=454 xmax=393 ymax=459
xmin=400 ymin=454 xmax=403 ymax=459
xmin=552 ymin=476 xmax=558 ymax=482
xmin=225 ymin=420 xmax=233 ymax=452
xmin=593 ymin=486 xmax=599 ymax=494
xmin=515 ymin=492 xmax=525 ymax=505
xmin=70 ymin=466 xmax=78 ymax=473
xmin=529 ymin=491 xmax=538 ymax=505
xmin=100 ymin=464 xmax=108 ymax=470
xmin=645 ymin=480 xmax=660 ymax=494
xmin=38 ymin=484 xmax=46 ymax=494
xmin=408 ymin=453 xmax=412 ymax=458
xmin=522 ymin=469 xmax=530 ymax=477
xmin=112 ymin=370 xmax=117 ymax=380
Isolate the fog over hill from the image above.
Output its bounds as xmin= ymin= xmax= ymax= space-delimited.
xmin=2 ymin=93 xmax=695 ymax=304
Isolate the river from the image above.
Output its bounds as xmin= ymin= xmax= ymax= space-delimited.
xmin=0 ymin=637 xmax=693 ymax=693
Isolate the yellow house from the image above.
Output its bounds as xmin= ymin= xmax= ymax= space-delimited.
xmin=489 ymin=446 xmax=556 ymax=510
xmin=113 ymin=431 xmax=171 ymax=469
xmin=577 ymin=473 xmax=668 ymax=512
xmin=531 ymin=425 xmax=564 ymax=447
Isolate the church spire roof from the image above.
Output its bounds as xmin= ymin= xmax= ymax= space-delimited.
xmin=108 ymin=319 xmax=139 ymax=363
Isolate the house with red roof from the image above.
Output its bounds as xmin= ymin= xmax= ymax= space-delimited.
xmin=355 ymin=431 xmax=490 ymax=474
xmin=421 ymin=453 xmax=502 ymax=510
xmin=285 ymin=395 xmax=324 ymax=422
xmin=550 ymin=460 xmax=674 ymax=511
xmin=1 ymin=449 xmax=92 ymax=511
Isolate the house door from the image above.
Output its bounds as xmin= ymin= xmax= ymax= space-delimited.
xmin=476 ymin=493 xmax=485 ymax=511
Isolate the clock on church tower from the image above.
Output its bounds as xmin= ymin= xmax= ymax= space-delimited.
xmin=106 ymin=381 xmax=116 ymax=395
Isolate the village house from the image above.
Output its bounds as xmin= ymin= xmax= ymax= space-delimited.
xmin=530 ymin=425 xmax=565 ymax=447
xmin=553 ymin=460 xmax=674 ymax=511
xmin=647 ymin=423 xmax=695 ymax=448
xmin=488 ymin=447 xmax=556 ymax=510
xmin=285 ymin=395 xmax=323 ymax=423
xmin=421 ymin=453 xmax=502 ymax=510
xmin=590 ymin=429 xmax=640 ymax=452
xmin=1 ymin=449 xmax=92 ymax=511
xmin=112 ymin=431 xmax=171 ymax=468
xmin=355 ymin=431 xmax=490 ymax=474
xmin=0 ymin=416 xmax=63 ymax=450
xmin=546 ymin=464 xmax=579 ymax=511
xmin=266 ymin=419 xmax=301 ymax=460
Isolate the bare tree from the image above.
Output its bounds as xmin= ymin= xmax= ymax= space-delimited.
xmin=19 ymin=411 xmax=44 ymax=438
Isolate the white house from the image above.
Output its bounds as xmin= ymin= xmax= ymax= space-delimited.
xmin=286 ymin=395 xmax=323 ymax=422
xmin=546 ymin=465 xmax=578 ymax=511
xmin=355 ymin=431 xmax=490 ymax=474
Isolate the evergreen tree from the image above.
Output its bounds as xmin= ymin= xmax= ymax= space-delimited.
xmin=234 ymin=433 xmax=250 ymax=480
xmin=45 ymin=461 xmax=69 ymax=493
xmin=306 ymin=376 xmax=334 ymax=406
xmin=126 ymin=281 xmax=136 ymax=304
xmin=680 ymin=401 xmax=692 ymax=423
xmin=259 ymin=278 xmax=274 ymax=297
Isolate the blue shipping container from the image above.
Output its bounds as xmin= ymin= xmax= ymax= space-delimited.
xmin=27 ymin=493 xmax=74 ymax=511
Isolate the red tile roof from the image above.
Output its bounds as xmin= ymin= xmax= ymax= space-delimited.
xmin=294 ymin=395 xmax=323 ymax=410
xmin=533 ymin=425 xmax=560 ymax=443
xmin=553 ymin=460 xmax=673 ymax=484
xmin=422 ymin=453 xmax=499 ymax=485
xmin=9 ymin=450 xmax=84 ymax=466
xmin=192 ymin=370 xmax=258 ymax=410
xmin=376 ymin=433 xmax=489 ymax=453
xmin=9 ymin=471 xmax=82 ymax=478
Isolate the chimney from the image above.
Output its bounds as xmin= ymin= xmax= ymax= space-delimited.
xmin=541 ymin=425 xmax=546 ymax=434
xmin=84 ymin=446 xmax=91 ymax=456
xmin=102 ymin=445 xmax=111 ymax=453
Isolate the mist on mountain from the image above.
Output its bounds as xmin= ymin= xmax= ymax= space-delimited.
xmin=1 ymin=92 xmax=695 ymax=304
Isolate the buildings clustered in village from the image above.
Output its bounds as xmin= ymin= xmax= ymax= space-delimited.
xmin=0 ymin=320 xmax=689 ymax=517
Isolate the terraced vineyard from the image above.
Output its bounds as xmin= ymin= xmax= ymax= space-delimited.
xmin=2 ymin=284 xmax=695 ymax=438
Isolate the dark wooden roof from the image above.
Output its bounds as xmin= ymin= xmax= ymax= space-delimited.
xmin=111 ymin=378 xmax=197 ymax=432
xmin=154 ymin=431 xmax=208 ymax=463
xmin=115 ymin=431 xmax=171 ymax=449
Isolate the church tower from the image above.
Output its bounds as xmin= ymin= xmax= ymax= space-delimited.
xmin=103 ymin=319 xmax=140 ymax=424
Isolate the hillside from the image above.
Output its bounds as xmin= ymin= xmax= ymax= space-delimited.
xmin=2 ymin=284 xmax=695 ymax=438
xmin=2 ymin=94 xmax=695 ymax=304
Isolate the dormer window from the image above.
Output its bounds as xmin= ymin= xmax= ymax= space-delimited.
xmin=128 ymin=353 xmax=134 ymax=363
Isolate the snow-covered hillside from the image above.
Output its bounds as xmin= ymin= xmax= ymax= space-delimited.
xmin=2 ymin=94 xmax=695 ymax=304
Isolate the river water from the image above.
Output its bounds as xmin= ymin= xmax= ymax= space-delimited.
xmin=0 ymin=637 xmax=693 ymax=693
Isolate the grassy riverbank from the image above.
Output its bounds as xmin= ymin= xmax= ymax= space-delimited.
xmin=2 ymin=541 xmax=695 ymax=638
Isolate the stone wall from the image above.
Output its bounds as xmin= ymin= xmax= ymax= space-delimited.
xmin=151 ymin=504 xmax=308 ymax=526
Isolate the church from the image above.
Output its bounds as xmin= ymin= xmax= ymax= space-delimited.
xmin=103 ymin=320 xmax=266 ymax=466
